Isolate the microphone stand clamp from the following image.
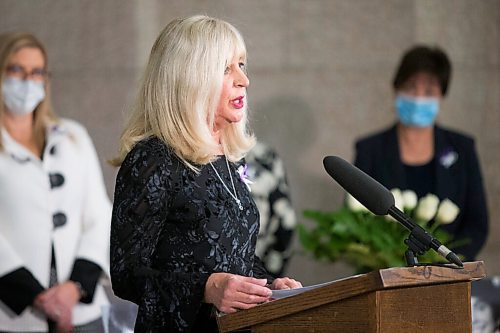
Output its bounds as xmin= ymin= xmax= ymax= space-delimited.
xmin=404 ymin=231 xmax=431 ymax=266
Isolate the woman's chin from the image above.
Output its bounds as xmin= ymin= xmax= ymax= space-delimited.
xmin=214 ymin=112 xmax=244 ymax=131
xmin=230 ymin=110 xmax=245 ymax=123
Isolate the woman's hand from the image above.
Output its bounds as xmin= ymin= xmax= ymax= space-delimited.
xmin=33 ymin=281 xmax=80 ymax=333
xmin=204 ymin=273 xmax=272 ymax=313
xmin=270 ymin=277 xmax=302 ymax=290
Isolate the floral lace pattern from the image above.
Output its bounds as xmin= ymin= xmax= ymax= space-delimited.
xmin=110 ymin=137 xmax=273 ymax=332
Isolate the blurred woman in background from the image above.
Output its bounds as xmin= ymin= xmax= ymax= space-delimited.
xmin=354 ymin=45 xmax=488 ymax=261
xmin=0 ymin=32 xmax=110 ymax=333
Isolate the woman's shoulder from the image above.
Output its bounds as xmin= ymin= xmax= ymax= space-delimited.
xmin=55 ymin=118 xmax=89 ymax=136
xmin=126 ymin=135 xmax=168 ymax=158
xmin=436 ymin=125 xmax=474 ymax=141
xmin=435 ymin=125 xmax=475 ymax=150
xmin=355 ymin=125 xmax=396 ymax=148
xmin=122 ymin=136 xmax=179 ymax=171
xmin=48 ymin=118 xmax=94 ymax=150
xmin=131 ymin=136 xmax=172 ymax=155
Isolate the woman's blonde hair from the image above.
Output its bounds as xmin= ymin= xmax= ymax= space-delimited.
xmin=0 ymin=32 xmax=57 ymax=151
xmin=111 ymin=15 xmax=255 ymax=169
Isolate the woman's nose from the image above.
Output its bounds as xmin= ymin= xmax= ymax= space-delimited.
xmin=235 ymin=69 xmax=249 ymax=88
xmin=414 ymin=86 xmax=427 ymax=97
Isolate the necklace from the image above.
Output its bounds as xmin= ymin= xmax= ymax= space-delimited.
xmin=210 ymin=157 xmax=243 ymax=211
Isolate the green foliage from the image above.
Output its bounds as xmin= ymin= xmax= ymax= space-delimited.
xmin=299 ymin=207 xmax=456 ymax=273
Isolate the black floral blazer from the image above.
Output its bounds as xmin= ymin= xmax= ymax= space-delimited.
xmin=110 ymin=137 xmax=273 ymax=332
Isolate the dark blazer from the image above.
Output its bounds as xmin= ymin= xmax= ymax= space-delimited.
xmin=354 ymin=124 xmax=489 ymax=260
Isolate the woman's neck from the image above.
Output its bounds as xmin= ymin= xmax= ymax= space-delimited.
xmin=397 ymin=124 xmax=434 ymax=165
xmin=211 ymin=129 xmax=224 ymax=155
xmin=3 ymin=112 xmax=41 ymax=157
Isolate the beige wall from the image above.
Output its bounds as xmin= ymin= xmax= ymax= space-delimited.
xmin=1 ymin=0 xmax=498 ymax=285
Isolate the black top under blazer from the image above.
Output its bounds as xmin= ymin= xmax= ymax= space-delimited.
xmin=354 ymin=124 xmax=489 ymax=260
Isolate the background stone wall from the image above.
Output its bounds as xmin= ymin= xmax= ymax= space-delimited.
xmin=1 ymin=0 xmax=498 ymax=284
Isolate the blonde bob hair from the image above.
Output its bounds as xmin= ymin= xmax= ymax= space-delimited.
xmin=0 ymin=32 xmax=57 ymax=151
xmin=112 ymin=15 xmax=255 ymax=169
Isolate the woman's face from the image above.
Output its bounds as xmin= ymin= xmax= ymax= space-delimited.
xmin=398 ymin=72 xmax=442 ymax=98
xmin=214 ymin=56 xmax=249 ymax=132
xmin=5 ymin=47 xmax=46 ymax=82
xmin=2 ymin=46 xmax=47 ymax=118
xmin=394 ymin=71 xmax=442 ymax=128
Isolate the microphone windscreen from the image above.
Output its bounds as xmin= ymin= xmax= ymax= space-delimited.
xmin=323 ymin=156 xmax=394 ymax=215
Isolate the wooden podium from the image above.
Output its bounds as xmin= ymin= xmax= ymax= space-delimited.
xmin=217 ymin=261 xmax=486 ymax=333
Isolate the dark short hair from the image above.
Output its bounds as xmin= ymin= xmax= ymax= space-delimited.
xmin=392 ymin=45 xmax=452 ymax=96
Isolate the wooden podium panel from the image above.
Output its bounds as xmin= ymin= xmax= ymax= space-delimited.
xmin=252 ymin=292 xmax=379 ymax=332
xmin=217 ymin=261 xmax=485 ymax=333
xmin=377 ymin=282 xmax=471 ymax=333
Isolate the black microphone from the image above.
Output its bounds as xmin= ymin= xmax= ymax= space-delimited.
xmin=323 ymin=155 xmax=463 ymax=267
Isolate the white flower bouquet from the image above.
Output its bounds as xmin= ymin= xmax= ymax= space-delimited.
xmin=299 ymin=189 xmax=464 ymax=273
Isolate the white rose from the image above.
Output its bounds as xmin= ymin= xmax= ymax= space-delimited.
xmin=402 ymin=190 xmax=418 ymax=210
xmin=346 ymin=193 xmax=368 ymax=212
xmin=415 ymin=193 xmax=440 ymax=222
xmin=436 ymin=199 xmax=460 ymax=224
xmin=391 ymin=188 xmax=404 ymax=211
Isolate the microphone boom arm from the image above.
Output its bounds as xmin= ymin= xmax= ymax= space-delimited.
xmin=388 ymin=206 xmax=463 ymax=267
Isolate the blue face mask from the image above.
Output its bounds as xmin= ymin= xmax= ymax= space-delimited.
xmin=395 ymin=95 xmax=439 ymax=127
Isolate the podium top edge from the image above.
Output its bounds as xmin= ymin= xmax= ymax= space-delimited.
xmin=377 ymin=261 xmax=486 ymax=288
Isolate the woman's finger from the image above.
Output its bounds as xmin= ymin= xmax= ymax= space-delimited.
xmin=272 ymin=277 xmax=303 ymax=290
xmin=224 ymin=300 xmax=262 ymax=313
xmin=232 ymin=291 xmax=270 ymax=304
xmin=36 ymin=287 xmax=57 ymax=303
xmin=243 ymin=277 xmax=268 ymax=286
xmin=233 ymin=278 xmax=272 ymax=297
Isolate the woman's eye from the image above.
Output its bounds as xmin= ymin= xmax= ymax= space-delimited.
xmin=238 ymin=63 xmax=246 ymax=72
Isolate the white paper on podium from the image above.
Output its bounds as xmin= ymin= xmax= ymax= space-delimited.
xmin=270 ymin=274 xmax=364 ymax=300
xmin=270 ymin=280 xmax=336 ymax=300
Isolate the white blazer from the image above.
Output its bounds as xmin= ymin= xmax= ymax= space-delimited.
xmin=0 ymin=119 xmax=111 ymax=331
